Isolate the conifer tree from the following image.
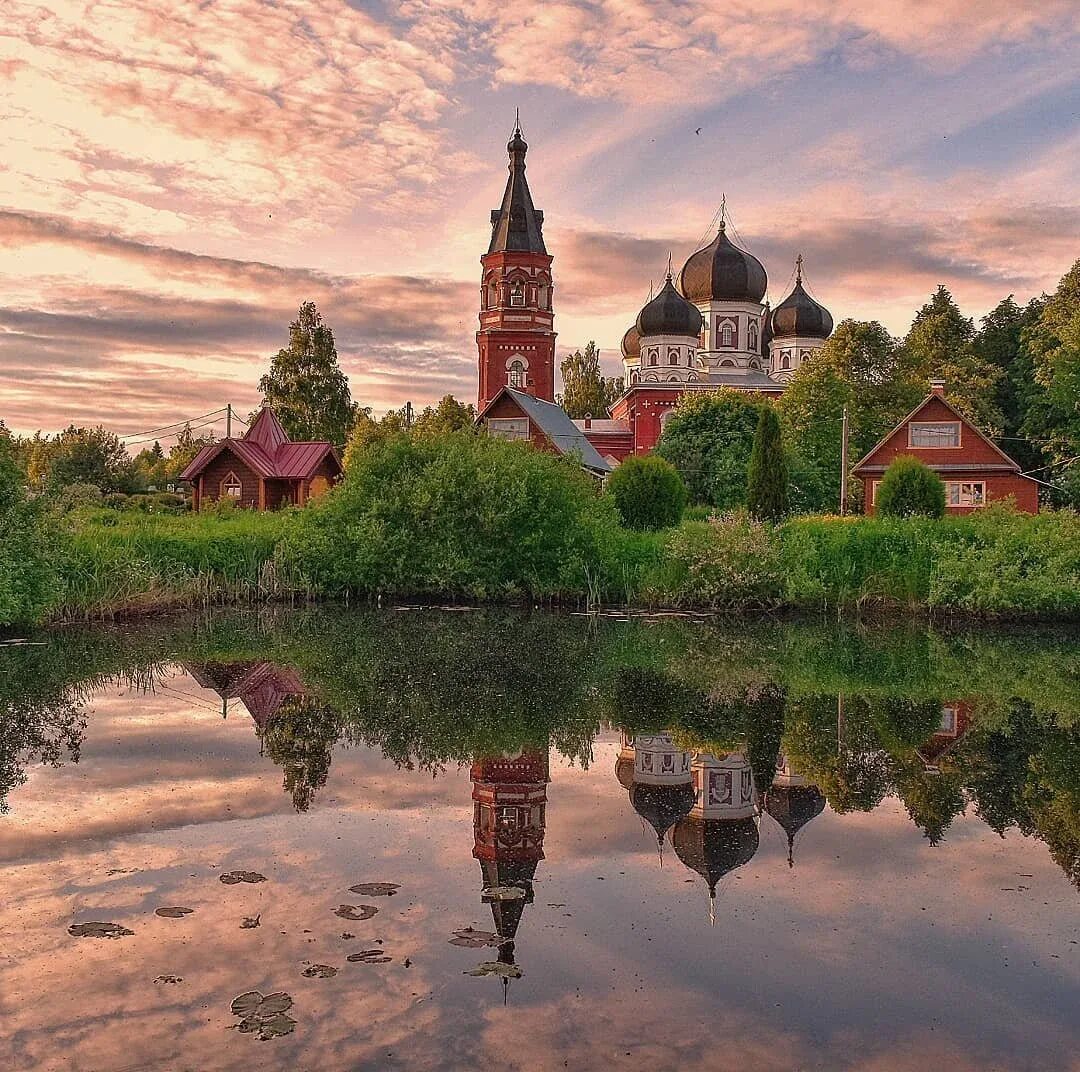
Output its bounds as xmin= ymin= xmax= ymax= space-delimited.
xmin=747 ymin=406 xmax=788 ymax=521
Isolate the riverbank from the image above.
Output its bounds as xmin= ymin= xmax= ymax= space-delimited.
xmin=17 ymin=500 xmax=1078 ymax=625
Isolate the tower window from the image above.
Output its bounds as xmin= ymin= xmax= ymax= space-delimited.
xmin=508 ymin=360 xmax=526 ymax=388
xmin=510 ymin=282 xmax=525 ymax=307
xmin=720 ymin=322 xmax=734 ymax=347
xmin=668 ymin=348 xmax=679 ymax=365
xmin=748 ymin=322 xmax=758 ymax=350
xmin=780 ymin=352 xmax=791 ymax=370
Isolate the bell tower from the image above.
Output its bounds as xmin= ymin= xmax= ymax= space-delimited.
xmin=477 ymin=118 xmax=556 ymax=410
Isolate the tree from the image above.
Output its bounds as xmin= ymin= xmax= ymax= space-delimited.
xmin=132 ymin=441 xmax=167 ymax=491
xmin=342 ymin=408 xmax=404 ymax=471
xmin=778 ymin=319 xmax=922 ymax=511
xmin=259 ymin=301 xmax=359 ymax=446
xmin=166 ymin=424 xmax=216 ymax=483
xmin=44 ymin=426 xmax=134 ymax=492
xmin=875 ymin=456 xmax=946 ymax=518
xmin=413 ymin=395 xmax=476 ymax=437
xmin=655 ymin=390 xmax=763 ymax=508
xmin=903 ymin=286 xmax=1004 ymax=433
xmin=0 ymin=436 xmax=55 ymax=625
xmin=606 ymin=455 xmax=687 ymax=530
xmin=747 ymin=406 xmax=789 ymax=521
xmin=558 ymin=342 xmax=623 ymax=418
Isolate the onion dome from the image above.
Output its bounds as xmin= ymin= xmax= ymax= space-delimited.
xmin=770 ymin=257 xmax=833 ymax=340
xmin=764 ymin=785 xmax=826 ymax=868
xmin=635 ymin=275 xmax=703 ymax=339
xmin=630 ymin=781 xmax=696 ymax=848
xmin=672 ymin=814 xmax=760 ymax=900
xmin=615 ymin=752 xmax=636 ymax=790
xmin=677 ymin=220 xmax=767 ymax=304
xmin=620 ymin=323 xmax=641 ymax=361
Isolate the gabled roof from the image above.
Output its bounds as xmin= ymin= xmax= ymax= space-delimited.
xmin=179 ymin=407 xmax=341 ymax=482
xmin=479 ymin=388 xmax=613 ymax=474
xmin=852 ymin=391 xmax=1027 ymax=475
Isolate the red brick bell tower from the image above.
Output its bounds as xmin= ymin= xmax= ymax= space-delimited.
xmin=477 ymin=119 xmax=556 ymax=410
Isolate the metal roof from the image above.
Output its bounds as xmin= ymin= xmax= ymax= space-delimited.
xmin=487 ymin=124 xmax=547 ymax=255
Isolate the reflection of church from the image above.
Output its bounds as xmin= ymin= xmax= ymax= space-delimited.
xmin=470 ymin=748 xmax=550 ymax=985
xmin=617 ymin=734 xmax=826 ymax=918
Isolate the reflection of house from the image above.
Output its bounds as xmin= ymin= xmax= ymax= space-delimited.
xmin=916 ymin=702 xmax=973 ymax=772
xmin=180 ymin=407 xmax=342 ymax=511
xmin=853 ymin=384 xmax=1038 ymax=514
xmin=672 ymin=752 xmax=760 ymax=922
xmin=764 ymin=753 xmax=826 ymax=868
xmin=185 ymin=661 xmax=307 ymax=730
xmin=615 ymin=733 xmax=695 ymax=862
xmin=471 ymin=749 xmax=550 ymax=988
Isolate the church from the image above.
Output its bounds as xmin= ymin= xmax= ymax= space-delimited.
xmin=475 ymin=122 xmax=835 ymax=465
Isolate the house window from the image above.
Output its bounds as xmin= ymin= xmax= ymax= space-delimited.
xmin=940 ymin=706 xmax=959 ymax=734
xmin=487 ymin=417 xmax=528 ymax=441
xmin=509 ymin=282 xmax=525 ymax=307
xmin=946 ymin=481 xmax=985 ymax=507
xmin=222 ymin=472 xmax=242 ymax=499
xmin=909 ymin=421 xmax=960 ymax=448
xmin=871 ymin=480 xmax=881 ymax=504
xmin=508 ymin=360 xmax=526 ymax=388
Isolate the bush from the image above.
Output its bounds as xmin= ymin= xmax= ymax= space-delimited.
xmin=876 ymin=456 xmax=946 ymax=518
xmin=606 ymin=455 xmax=687 ymax=530
xmin=280 ymin=430 xmax=624 ymax=599
xmin=0 ymin=449 xmax=57 ymax=625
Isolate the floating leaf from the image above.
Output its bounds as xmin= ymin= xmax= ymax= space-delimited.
xmin=220 ymin=871 xmax=266 ymax=885
xmin=230 ymin=991 xmax=295 ymax=1040
xmin=464 ymin=961 xmax=523 ymax=979
xmin=154 ymin=974 xmax=183 ymax=984
xmin=241 ymin=915 xmax=261 ymax=929
xmin=449 ymin=927 xmax=501 ymax=948
xmin=482 ymin=886 xmax=525 ymax=901
xmin=231 ymin=991 xmax=266 ymax=1019
xmin=256 ymin=1013 xmax=296 ymax=1040
xmin=69 ymin=922 xmax=133 ymax=939
xmin=155 ymin=907 xmax=194 ymax=918
xmin=334 ymin=904 xmax=377 ymax=921
xmin=347 ymin=950 xmax=392 ymax=964
xmin=301 ymin=964 xmax=338 ymax=978
xmin=348 ymin=883 xmax=400 ymax=897
xmin=259 ymin=993 xmax=293 ymax=1016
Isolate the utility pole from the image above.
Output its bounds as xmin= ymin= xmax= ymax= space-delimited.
xmin=226 ymin=403 xmax=233 ymax=439
xmin=839 ymin=405 xmax=849 ymax=515
xmin=405 ymin=401 xmax=413 ymax=430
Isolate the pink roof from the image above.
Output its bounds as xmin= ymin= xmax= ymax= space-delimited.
xmin=179 ymin=407 xmax=342 ymax=482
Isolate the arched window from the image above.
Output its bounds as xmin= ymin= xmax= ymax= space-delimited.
xmin=222 ymin=472 xmax=242 ymax=499
xmin=509 ymin=282 xmax=525 ymax=307
xmin=748 ymin=322 xmax=758 ymax=350
xmin=780 ymin=352 xmax=791 ymax=370
xmin=508 ymin=360 xmax=526 ymax=388
xmin=720 ymin=322 xmax=734 ymax=347
xmin=648 ymin=349 xmax=658 ymax=367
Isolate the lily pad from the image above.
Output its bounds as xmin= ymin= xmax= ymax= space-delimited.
xmin=241 ymin=915 xmax=261 ymax=929
xmin=155 ymin=907 xmax=194 ymax=918
xmin=348 ymin=883 xmax=400 ymax=897
xmin=448 ymin=927 xmax=501 ymax=948
xmin=230 ymin=991 xmax=295 ymax=1040
xmin=464 ymin=961 xmax=523 ymax=979
xmin=231 ymin=991 xmax=267 ymax=1019
xmin=334 ymin=904 xmax=377 ymax=921
xmin=68 ymin=922 xmax=133 ymax=939
xmin=220 ymin=870 xmax=266 ymax=885
xmin=347 ymin=949 xmax=392 ymax=964
xmin=255 ymin=1013 xmax=296 ymax=1040
xmin=301 ymin=964 xmax=338 ymax=978
xmin=481 ymin=885 xmax=526 ymax=901
xmin=154 ymin=974 xmax=183 ymax=984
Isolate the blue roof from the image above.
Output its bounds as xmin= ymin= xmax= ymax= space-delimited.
xmin=498 ymin=389 xmax=613 ymax=474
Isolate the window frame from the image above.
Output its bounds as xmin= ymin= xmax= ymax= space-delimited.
xmin=908 ymin=421 xmax=961 ymax=448
xmin=487 ymin=417 xmax=529 ymax=441
xmin=507 ymin=359 xmax=526 ymax=388
xmin=946 ymin=480 xmax=985 ymax=507
xmin=221 ymin=471 xmax=243 ymax=499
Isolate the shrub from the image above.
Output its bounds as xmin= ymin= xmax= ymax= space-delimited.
xmin=875 ymin=456 xmax=946 ymax=518
xmin=747 ymin=406 xmax=789 ymax=521
xmin=0 ymin=448 xmax=57 ymax=625
xmin=606 ymin=455 xmax=687 ymax=530
xmin=50 ymin=483 xmax=104 ymax=513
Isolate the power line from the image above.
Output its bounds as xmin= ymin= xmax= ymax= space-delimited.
xmin=119 ymin=408 xmax=225 ymax=440
xmin=124 ymin=414 xmax=226 ymax=448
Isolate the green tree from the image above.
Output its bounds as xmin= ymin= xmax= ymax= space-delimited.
xmin=558 ymin=342 xmax=623 ymax=418
xmin=259 ymin=301 xmax=359 ymax=446
xmin=132 ymin=441 xmax=167 ymax=491
xmin=875 ymin=456 xmax=946 ymax=518
xmin=778 ymin=319 xmax=922 ymax=511
xmin=166 ymin=424 xmax=216 ymax=483
xmin=342 ymin=407 xmax=408 ymax=471
xmin=413 ymin=395 xmax=476 ymax=437
xmin=747 ymin=406 xmax=789 ymax=521
xmin=606 ymin=455 xmax=687 ymax=530
xmin=655 ymin=390 xmax=762 ymax=507
xmin=0 ymin=438 xmax=56 ymax=625
xmin=44 ymin=425 xmax=134 ymax=493
xmin=1021 ymin=261 xmax=1080 ymax=505
xmin=903 ymin=286 xmax=1004 ymax=433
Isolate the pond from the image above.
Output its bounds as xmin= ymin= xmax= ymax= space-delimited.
xmin=1 ymin=606 xmax=1078 ymax=1072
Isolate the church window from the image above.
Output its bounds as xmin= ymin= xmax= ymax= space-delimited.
xmin=508 ymin=360 xmax=526 ymax=388
xmin=780 ymin=351 xmax=791 ymax=370
xmin=222 ymin=472 xmax=242 ymax=499
xmin=748 ymin=322 xmax=758 ymax=350
xmin=648 ymin=349 xmax=658 ymax=366
xmin=668 ymin=348 xmax=679 ymax=365
xmin=720 ymin=322 xmax=734 ymax=347
xmin=510 ymin=282 xmax=525 ymax=307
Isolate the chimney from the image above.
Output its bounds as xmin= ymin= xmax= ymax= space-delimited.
xmin=584 ymin=413 xmax=592 ymax=429
xmin=929 ymin=377 xmax=946 ymax=397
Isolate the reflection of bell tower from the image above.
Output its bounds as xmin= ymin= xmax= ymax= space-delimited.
xmin=616 ymin=732 xmax=695 ymax=864
xmin=471 ymin=748 xmax=550 ymax=991
xmin=672 ymin=751 xmax=760 ymax=923
xmin=764 ymin=753 xmax=825 ymax=868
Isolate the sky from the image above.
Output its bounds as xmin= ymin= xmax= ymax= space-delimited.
xmin=1 ymin=1 xmax=1079 ymax=439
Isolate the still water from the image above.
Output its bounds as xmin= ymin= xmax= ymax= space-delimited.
xmin=2 ymin=607 xmax=1078 ymax=1072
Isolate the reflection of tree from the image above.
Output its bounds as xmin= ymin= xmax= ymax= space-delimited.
xmin=891 ymin=756 xmax=968 ymax=845
xmin=260 ymin=696 xmax=341 ymax=813
xmin=0 ymin=694 xmax=87 ymax=812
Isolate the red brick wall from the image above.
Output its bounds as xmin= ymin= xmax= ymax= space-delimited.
xmin=481 ymin=394 xmax=561 ymax=455
xmin=863 ymin=471 xmax=1038 ymax=515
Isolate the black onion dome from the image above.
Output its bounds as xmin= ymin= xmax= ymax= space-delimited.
xmin=615 ymin=753 xmax=635 ymax=791
xmin=677 ymin=221 xmax=767 ymax=304
xmin=635 ymin=276 xmax=703 ymax=339
xmin=765 ymin=785 xmax=826 ymax=841
xmin=672 ymin=815 xmax=760 ymax=894
xmin=629 ymin=781 xmax=696 ymax=844
xmin=770 ymin=280 xmax=833 ymax=340
xmin=621 ymin=323 xmax=641 ymax=361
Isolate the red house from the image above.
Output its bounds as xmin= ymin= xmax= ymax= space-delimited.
xmin=181 ymin=407 xmax=342 ymax=510
xmin=853 ymin=381 xmax=1039 ymax=514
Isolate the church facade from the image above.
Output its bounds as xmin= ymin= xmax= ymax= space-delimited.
xmin=475 ymin=123 xmax=834 ymax=465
